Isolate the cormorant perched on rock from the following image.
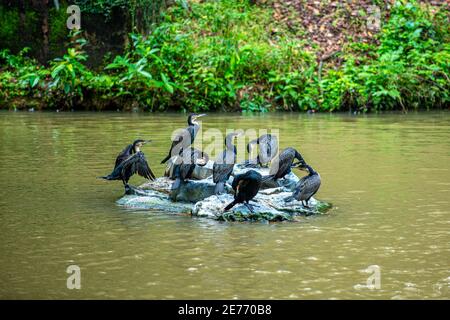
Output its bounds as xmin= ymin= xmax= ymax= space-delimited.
xmin=245 ymin=134 xmax=278 ymax=167
xmin=161 ymin=113 xmax=206 ymax=164
xmin=213 ymin=131 xmax=242 ymax=194
xmin=224 ymin=170 xmax=262 ymax=213
xmin=171 ymin=147 xmax=209 ymax=191
xmin=101 ymin=139 xmax=155 ymax=186
xmin=285 ymin=163 xmax=321 ymax=207
xmin=263 ymin=147 xmax=305 ymax=181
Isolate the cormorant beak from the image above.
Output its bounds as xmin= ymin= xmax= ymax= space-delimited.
xmin=143 ymin=140 xmax=152 ymax=144
xmin=195 ymin=114 xmax=207 ymax=119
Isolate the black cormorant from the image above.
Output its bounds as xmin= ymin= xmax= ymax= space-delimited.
xmin=161 ymin=113 xmax=206 ymax=164
xmin=101 ymin=139 xmax=155 ymax=186
xmin=263 ymin=147 xmax=305 ymax=181
xmin=171 ymin=147 xmax=209 ymax=191
xmin=224 ymin=170 xmax=262 ymax=213
xmin=245 ymin=134 xmax=278 ymax=167
xmin=213 ymin=131 xmax=242 ymax=194
xmin=285 ymin=164 xmax=321 ymax=207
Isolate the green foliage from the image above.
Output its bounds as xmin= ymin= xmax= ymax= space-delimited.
xmin=320 ymin=0 xmax=450 ymax=111
xmin=0 ymin=48 xmax=46 ymax=107
xmin=74 ymin=0 xmax=168 ymax=28
xmin=1 ymin=0 xmax=448 ymax=112
xmin=49 ymin=6 xmax=71 ymax=57
xmin=0 ymin=5 xmax=19 ymax=45
xmin=0 ymin=33 xmax=91 ymax=109
xmin=104 ymin=33 xmax=180 ymax=109
xmin=0 ymin=5 xmax=40 ymax=57
xmin=101 ymin=0 xmax=317 ymax=111
xmin=49 ymin=36 xmax=90 ymax=96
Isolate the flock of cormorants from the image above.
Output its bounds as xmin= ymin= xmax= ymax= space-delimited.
xmin=101 ymin=114 xmax=321 ymax=212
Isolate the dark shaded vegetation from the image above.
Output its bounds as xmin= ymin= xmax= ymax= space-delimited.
xmin=0 ymin=0 xmax=448 ymax=112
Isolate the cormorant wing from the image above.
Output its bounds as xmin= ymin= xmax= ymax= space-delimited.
xmin=294 ymin=174 xmax=321 ymax=200
xmin=186 ymin=125 xmax=197 ymax=144
xmin=167 ymin=135 xmax=183 ymax=155
xmin=121 ymin=152 xmax=156 ymax=182
xmin=166 ymin=129 xmax=194 ymax=158
xmin=114 ymin=144 xmax=133 ymax=169
xmin=213 ymin=162 xmax=234 ymax=183
xmin=259 ymin=134 xmax=278 ymax=163
xmin=269 ymin=150 xmax=293 ymax=177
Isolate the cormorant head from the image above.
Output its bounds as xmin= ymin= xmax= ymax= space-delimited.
xmin=188 ymin=113 xmax=207 ymax=125
xmin=233 ymin=130 xmax=244 ymax=138
xmin=132 ymin=139 xmax=151 ymax=152
xmin=226 ymin=130 xmax=244 ymax=143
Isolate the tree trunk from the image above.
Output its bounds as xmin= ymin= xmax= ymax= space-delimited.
xmin=31 ymin=0 xmax=49 ymax=62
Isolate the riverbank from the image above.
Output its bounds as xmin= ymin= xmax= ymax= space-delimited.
xmin=1 ymin=0 xmax=449 ymax=112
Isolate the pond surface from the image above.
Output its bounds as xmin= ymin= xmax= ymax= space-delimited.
xmin=0 ymin=111 xmax=449 ymax=299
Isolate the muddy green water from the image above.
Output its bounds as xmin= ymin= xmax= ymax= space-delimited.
xmin=0 ymin=111 xmax=449 ymax=299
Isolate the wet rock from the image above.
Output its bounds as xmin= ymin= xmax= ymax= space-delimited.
xmin=117 ymin=164 xmax=332 ymax=222
xmin=192 ymin=194 xmax=292 ymax=222
xmin=137 ymin=177 xmax=225 ymax=203
xmin=233 ymin=163 xmax=299 ymax=190
xmin=192 ymin=189 xmax=331 ymax=222
xmin=170 ymin=179 xmax=216 ymax=202
xmin=118 ymin=186 xmax=192 ymax=214
xmin=192 ymin=160 xmax=214 ymax=180
xmin=164 ymin=158 xmax=213 ymax=180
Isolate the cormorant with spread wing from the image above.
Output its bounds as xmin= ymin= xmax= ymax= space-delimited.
xmin=100 ymin=139 xmax=155 ymax=186
xmin=245 ymin=134 xmax=278 ymax=167
xmin=224 ymin=170 xmax=262 ymax=213
xmin=161 ymin=113 xmax=206 ymax=164
xmin=171 ymin=147 xmax=210 ymax=191
xmin=285 ymin=164 xmax=321 ymax=207
xmin=213 ymin=131 xmax=242 ymax=194
xmin=263 ymin=147 xmax=306 ymax=182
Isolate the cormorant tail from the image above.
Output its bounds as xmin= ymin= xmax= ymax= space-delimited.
xmin=171 ymin=178 xmax=181 ymax=190
xmin=148 ymin=167 xmax=156 ymax=181
xmin=214 ymin=182 xmax=225 ymax=195
xmin=224 ymin=200 xmax=237 ymax=212
xmin=98 ymin=175 xmax=111 ymax=180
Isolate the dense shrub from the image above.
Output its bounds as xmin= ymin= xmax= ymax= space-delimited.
xmin=0 ymin=0 xmax=448 ymax=112
xmin=321 ymin=1 xmax=450 ymax=111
